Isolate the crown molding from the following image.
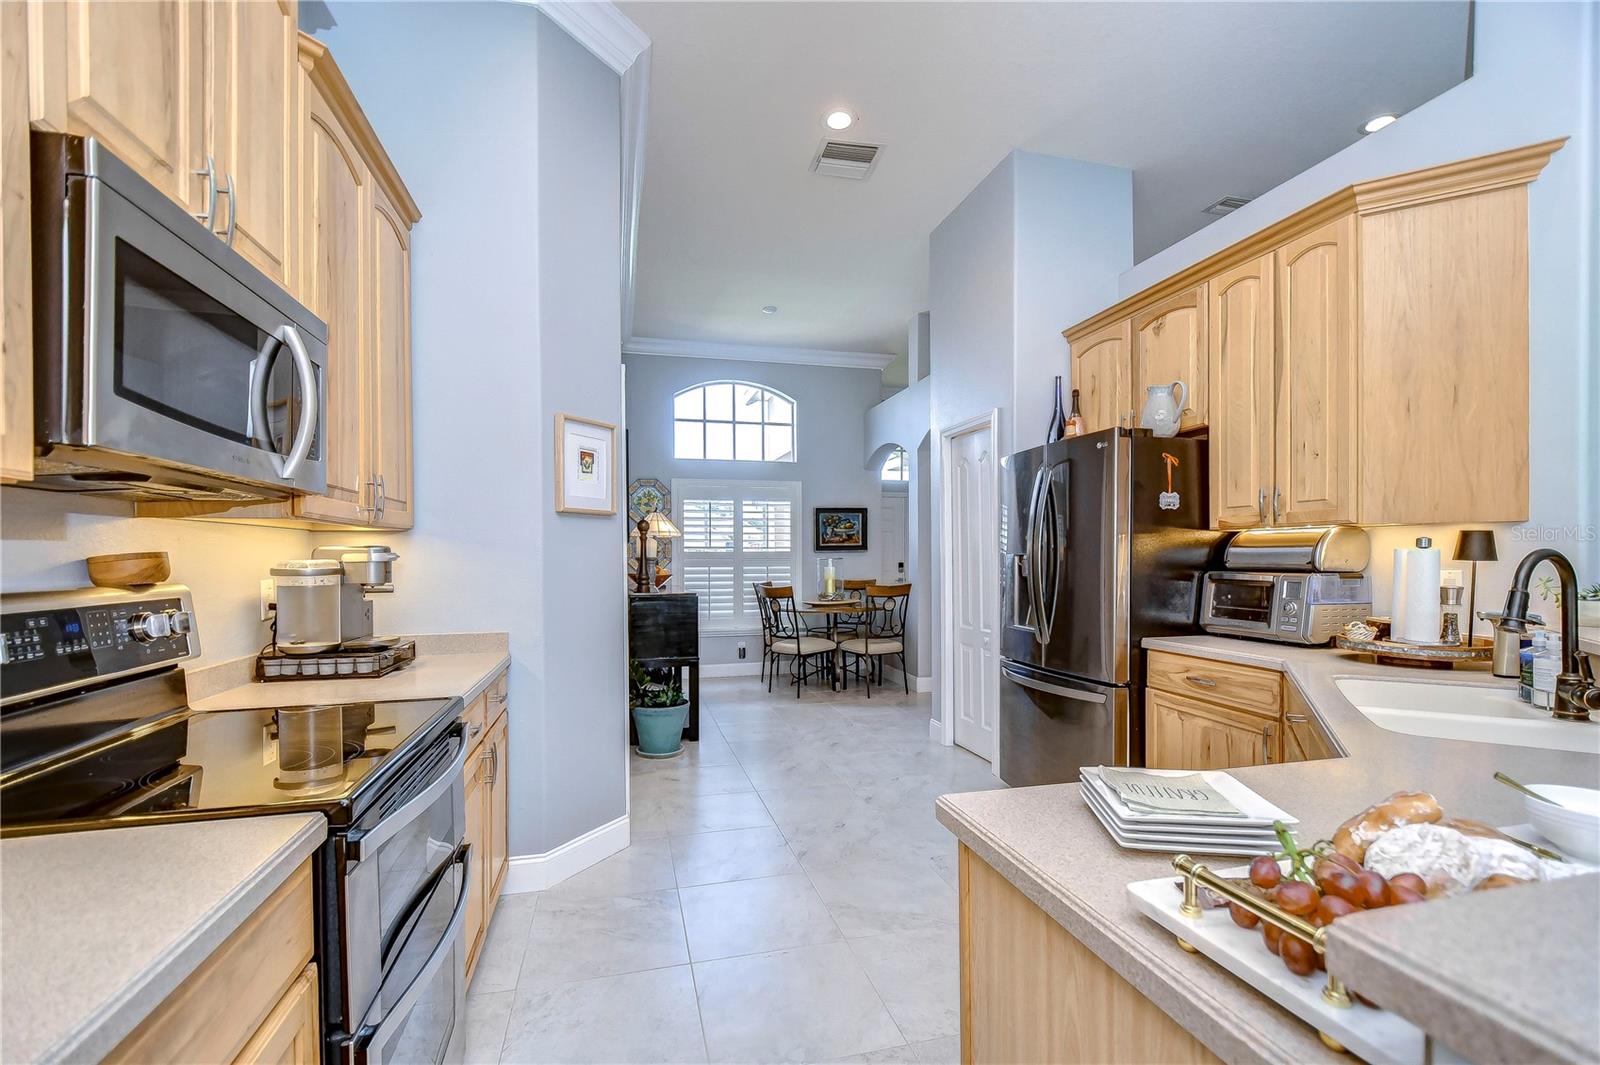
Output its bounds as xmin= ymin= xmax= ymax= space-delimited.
xmin=624 ymin=336 xmax=896 ymax=372
xmin=536 ymin=2 xmax=650 ymax=75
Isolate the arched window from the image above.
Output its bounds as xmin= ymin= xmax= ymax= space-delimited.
xmin=673 ymin=382 xmax=796 ymax=462
xmin=880 ymin=446 xmax=909 ymax=482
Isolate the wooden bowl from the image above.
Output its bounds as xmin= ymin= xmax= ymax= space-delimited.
xmin=86 ymin=551 xmax=171 ymax=588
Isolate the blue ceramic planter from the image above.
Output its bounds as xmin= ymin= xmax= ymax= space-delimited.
xmin=633 ymin=702 xmax=689 ymax=757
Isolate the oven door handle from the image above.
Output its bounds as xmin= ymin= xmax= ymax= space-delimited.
xmin=345 ymin=723 xmax=467 ymax=865
xmin=276 ymin=323 xmax=319 ymax=481
xmin=350 ymin=843 xmax=472 ymax=1064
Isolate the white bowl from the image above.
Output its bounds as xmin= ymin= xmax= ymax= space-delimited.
xmin=1525 ymin=784 xmax=1600 ymax=862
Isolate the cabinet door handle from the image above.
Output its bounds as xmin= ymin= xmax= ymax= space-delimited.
xmin=1261 ymin=724 xmax=1274 ymax=764
xmin=193 ymin=156 xmax=217 ymax=228
xmin=486 ymin=744 xmax=499 ymax=785
xmin=221 ymin=171 xmax=236 ymax=245
xmin=1272 ymin=487 xmax=1282 ymax=522
xmin=1285 ymin=713 xmax=1310 ymax=725
xmin=376 ymin=474 xmax=387 ymax=520
xmin=1184 ymin=675 xmax=1218 ymax=688
xmin=468 ymin=721 xmax=484 ymax=740
xmin=1257 ymin=488 xmax=1266 ymax=525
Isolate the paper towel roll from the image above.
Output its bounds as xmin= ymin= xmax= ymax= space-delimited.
xmin=1392 ymin=539 xmax=1442 ymax=644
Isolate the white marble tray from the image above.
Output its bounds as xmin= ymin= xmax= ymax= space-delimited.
xmin=1127 ymin=864 xmax=1427 ymax=1065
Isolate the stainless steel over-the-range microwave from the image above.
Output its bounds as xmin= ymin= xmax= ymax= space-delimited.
xmin=28 ymin=132 xmax=327 ymax=501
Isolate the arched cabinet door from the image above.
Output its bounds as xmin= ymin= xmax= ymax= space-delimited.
xmin=1207 ymin=254 xmax=1276 ymax=529
xmin=1274 ymin=215 xmax=1356 ymax=528
xmin=1132 ymin=284 xmax=1209 ymax=433
xmin=1070 ymin=318 xmax=1131 ymax=435
xmin=366 ymin=186 xmax=414 ymax=530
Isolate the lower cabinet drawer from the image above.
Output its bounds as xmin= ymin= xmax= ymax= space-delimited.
xmin=1146 ymin=650 xmax=1282 ymax=718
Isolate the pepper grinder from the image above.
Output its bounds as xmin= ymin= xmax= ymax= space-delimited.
xmin=1440 ymin=584 xmax=1464 ymax=645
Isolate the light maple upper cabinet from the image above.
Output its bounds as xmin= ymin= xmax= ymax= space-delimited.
xmin=1207 ymin=254 xmax=1275 ymax=528
xmin=1066 ymin=139 xmax=1563 ymax=529
xmin=1132 ymin=284 xmax=1208 ymax=433
xmin=2 ymin=0 xmax=33 ymax=483
xmin=208 ymin=0 xmax=297 ymax=286
xmin=367 ymin=183 xmax=414 ymax=529
xmin=1274 ymin=215 xmax=1357 ymax=526
xmin=27 ymin=0 xmax=207 ymax=219
xmin=1070 ymin=318 xmax=1131 ymax=434
xmin=294 ymin=68 xmax=368 ymax=524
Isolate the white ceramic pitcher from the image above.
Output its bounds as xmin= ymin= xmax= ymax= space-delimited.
xmin=1139 ymin=381 xmax=1187 ymax=437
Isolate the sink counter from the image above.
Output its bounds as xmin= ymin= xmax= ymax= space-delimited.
xmin=936 ymin=637 xmax=1599 ymax=1064
xmin=0 ymin=815 xmax=325 ymax=1064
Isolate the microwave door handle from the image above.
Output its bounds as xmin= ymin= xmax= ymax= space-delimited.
xmin=276 ymin=324 xmax=319 ymax=480
xmin=248 ymin=333 xmax=280 ymax=451
xmin=350 ymin=843 xmax=472 ymax=1063
xmin=345 ymin=724 xmax=467 ymax=864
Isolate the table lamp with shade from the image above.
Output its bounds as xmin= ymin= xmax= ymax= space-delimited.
xmin=1453 ymin=529 xmax=1497 ymax=645
xmin=634 ymin=511 xmax=681 ymax=593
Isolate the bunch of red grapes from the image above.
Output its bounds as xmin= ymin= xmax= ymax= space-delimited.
xmin=1228 ymin=851 xmax=1427 ymax=978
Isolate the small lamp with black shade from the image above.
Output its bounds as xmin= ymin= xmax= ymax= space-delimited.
xmin=633 ymin=511 xmax=681 ymax=594
xmin=1453 ymin=529 xmax=1498 ymax=646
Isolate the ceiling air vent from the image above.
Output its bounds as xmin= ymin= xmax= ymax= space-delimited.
xmin=1202 ymin=196 xmax=1252 ymax=217
xmin=811 ymin=139 xmax=883 ymax=181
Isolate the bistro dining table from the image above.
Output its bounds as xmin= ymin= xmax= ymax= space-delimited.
xmin=799 ymin=597 xmax=867 ymax=691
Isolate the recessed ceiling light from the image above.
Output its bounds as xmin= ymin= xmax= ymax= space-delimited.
xmin=824 ymin=110 xmax=855 ymax=131
xmin=1361 ymin=113 xmax=1399 ymax=134
xmin=761 ymin=305 xmax=778 ymax=316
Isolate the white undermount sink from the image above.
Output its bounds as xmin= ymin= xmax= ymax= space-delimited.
xmin=1335 ymin=677 xmax=1600 ymax=755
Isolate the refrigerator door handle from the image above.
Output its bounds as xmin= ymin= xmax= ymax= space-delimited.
xmin=1037 ymin=461 xmax=1070 ymax=645
xmin=1026 ymin=464 xmax=1050 ymax=643
xmin=1000 ymin=663 xmax=1107 ymax=703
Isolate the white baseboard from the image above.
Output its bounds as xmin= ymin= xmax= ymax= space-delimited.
xmin=929 ymin=717 xmax=950 ymax=744
xmin=500 ymin=814 xmax=629 ymax=895
xmin=879 ymin=664 xmax=934 ymax=693
xmin=700 ymin=662 xmax=763 ymax=678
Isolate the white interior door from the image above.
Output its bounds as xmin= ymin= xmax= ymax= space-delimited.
xmin=878 ymin=490 xmax=910 ymax=582
xmin=949 ymin=423 xmax=998 ymax=762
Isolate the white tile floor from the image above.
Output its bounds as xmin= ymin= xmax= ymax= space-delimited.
xmin=466 ymin=675 xmax=1004 ymax=1064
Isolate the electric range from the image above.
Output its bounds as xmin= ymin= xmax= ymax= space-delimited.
xmin=1 ymin=585 xmax=471 ymax=1064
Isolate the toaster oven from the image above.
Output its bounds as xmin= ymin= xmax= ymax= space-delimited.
xmin=1201 ymin=571 xmax=1371 ymax=645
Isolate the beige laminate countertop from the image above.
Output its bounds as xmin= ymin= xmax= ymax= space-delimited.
xmin=187 ymin=633 xmax=509 ymax=711
xmin=936 ymin=635 xmax=1600 ymax=1065
xmin=0 ymin=814 xmax=326 ymax=1064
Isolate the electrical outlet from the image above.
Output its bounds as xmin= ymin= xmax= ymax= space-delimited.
xmin=259 ymin=578 xmax=275 ymax=621
xmin=737 ymin=642 xmax=746 ymax=660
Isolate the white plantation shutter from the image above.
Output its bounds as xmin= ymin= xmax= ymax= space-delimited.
xmin=673 ymin=480 xmax=801 ymax=632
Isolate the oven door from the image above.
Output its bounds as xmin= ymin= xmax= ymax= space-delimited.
xmin=347 ymin=843 xmax=471 ymax=1065
xmin=339 ymin=725 xmax=469 ymax=1042
xmin=74 ymin=158 xmax=327 ymax=495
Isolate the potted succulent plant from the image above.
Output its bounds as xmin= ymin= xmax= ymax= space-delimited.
xmin=630 ymin=661 xmax=688 ymax=758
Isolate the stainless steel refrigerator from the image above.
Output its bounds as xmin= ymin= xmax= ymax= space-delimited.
xmin=998 ymin=428 xmax=1225 ymax=787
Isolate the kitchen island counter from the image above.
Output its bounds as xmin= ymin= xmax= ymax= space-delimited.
xmin=0 ymin=814 xmax=325 ymax=1064
xmin=938 ymin=637 xmax=1599 ymax=1064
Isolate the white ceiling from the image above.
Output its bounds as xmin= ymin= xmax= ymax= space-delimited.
xmin=622 ymin=1 xmax=1469 ymax=380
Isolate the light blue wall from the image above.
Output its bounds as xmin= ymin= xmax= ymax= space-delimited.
xmin=623 ymin=354 xmax=888 ymax=666
xmin=1120 ymin=0 xmax=1600 ymax=634
xmin=310 ymin=2 xmax=625 ymax=855
xmin=926 ymin=150 xmax=1136 ymax=726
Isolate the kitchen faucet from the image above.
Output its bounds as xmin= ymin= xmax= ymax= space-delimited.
xmin=1499 ymin=548 xmax=1600 ymax=721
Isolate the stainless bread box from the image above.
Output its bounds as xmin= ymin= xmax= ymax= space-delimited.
xmin=1222 ymin=526 xmax=1369 ymax=573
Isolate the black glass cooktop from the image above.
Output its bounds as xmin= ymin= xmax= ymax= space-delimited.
xmin=0 ymin=695 xmax=458 ymax=833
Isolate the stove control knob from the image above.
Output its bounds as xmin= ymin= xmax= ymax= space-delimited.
xmin=128 ymin=612 xmax=173 ymax=642
xmin=164 ymin=610 xmax=193 ymax=636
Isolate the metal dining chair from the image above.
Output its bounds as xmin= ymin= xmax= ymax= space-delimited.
xmin=751 ymin=582 xmax=775 ymax=684
xmin=837 ymin=583 xmax=911 ymax=697
xmin=760 ymin=585 xmax=836 ymax=697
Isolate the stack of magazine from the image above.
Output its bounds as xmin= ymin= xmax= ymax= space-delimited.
xmin=1079 ymin=766 xmax=1297 ymax=856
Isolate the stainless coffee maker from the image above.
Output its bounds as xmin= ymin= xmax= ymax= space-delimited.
xmin=271 ymin=546 xmax=399 ymax=654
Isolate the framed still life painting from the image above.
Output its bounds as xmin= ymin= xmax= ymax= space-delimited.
xmin=814 ymin=506 xmax=869 ymax=551
xmin=555 ymin=413 xmax=617 ymax=515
